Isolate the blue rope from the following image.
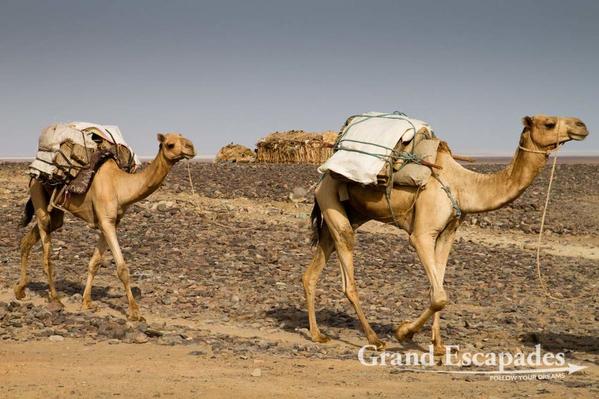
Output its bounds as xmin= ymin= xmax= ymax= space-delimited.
xmin=331 ymin=111 xmax=452 ymax=224
xmin=434 ymin=175 xmax=462 ymax=218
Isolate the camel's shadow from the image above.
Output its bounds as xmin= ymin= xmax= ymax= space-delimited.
xmin=27 ymin=279 xmax=139 ymax=317
xmin=266 ymin=306 xmax=428 ymax=351
xmin=266 ymin=306 xmax=397 ymax=337
xmin=521 ymin=331 xmax=599 ymax=354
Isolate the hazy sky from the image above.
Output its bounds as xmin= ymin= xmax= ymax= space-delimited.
xmin=1 ymin=0 xmax=597 ymax=157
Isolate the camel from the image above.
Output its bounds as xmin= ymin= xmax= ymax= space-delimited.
xmin=15 ymin=133 xmax=195 ymax=320
xmin=302 ymin=115 xmax=589 ymax=354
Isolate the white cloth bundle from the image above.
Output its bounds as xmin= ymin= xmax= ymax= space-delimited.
xmin=29 ymin=121 xmax=140 ymax=179
xmin=70 ymin=122 xmax=140 ymax=167
xmin=318 ymin=112 xmax=432 ymax=185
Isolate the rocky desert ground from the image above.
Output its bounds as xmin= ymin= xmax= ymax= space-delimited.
xmin=0 ymin=161 xmax=597 ymax=398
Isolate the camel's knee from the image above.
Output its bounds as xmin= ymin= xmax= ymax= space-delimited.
xmin=302 ymin=268 xmax=314 ymax=289
xmin=35 ymin=211 xmax=51 ymax=230
xmin=89 ymin=261 xmax=101 ymax=275
xmin=20 ymin=227 xmax=40 ymax=251
xmin=430 ymin=301 xmax=447 ymax=312
xmin=116 ymin=263 xmax=130 ymax=282
xmin=88 ymin=252 xmax=103 ymax=272
xmin=409 ymin=232 xmax=433 ymax=248
xmin=20 ymin=242 xmax=31 ymax=256
xmin=430 ymin=293 xmax=448 ymax=312
xmin=343 ymin=284 xmax=360 ymax=302
xmin=20 ymin=237 xmax=35 ymax=256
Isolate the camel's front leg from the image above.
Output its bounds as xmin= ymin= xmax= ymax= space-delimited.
xmin=100 ymin=222 xmax=142 ymax=321
xmin=81 ymin=234 xmax=108 ymax=310
xmin=395 ymin=231 xmax=448 ymax=344
xmin=302 ymin=226 xmax=335 ymax=343
xmin=430 ymin=221 xmax=459 ymax=355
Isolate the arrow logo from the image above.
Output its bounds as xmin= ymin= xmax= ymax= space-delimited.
xmin=396 ymin=363 xmax=587 ymax=375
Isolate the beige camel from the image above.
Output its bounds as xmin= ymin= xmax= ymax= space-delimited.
xmin=15 ymin=133 xmax=195 ymax=320
xmin=303 ymin=115 xmax=589 ymax=353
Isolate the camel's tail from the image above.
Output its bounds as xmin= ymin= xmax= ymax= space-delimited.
xmin=310 ymin=198 xmax=324 ymax=247
xmin=20 ymin=198 xmax=34 ymax=228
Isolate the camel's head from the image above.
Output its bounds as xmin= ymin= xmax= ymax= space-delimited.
xmin=157 ymin=133 xmax=196 ymax=162
xmin=522 ymin=115 xmax=589 ymax=151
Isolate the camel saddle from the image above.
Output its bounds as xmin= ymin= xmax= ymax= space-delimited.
xmin=28 ymin=122 xmax=140 ymax=194
xmin=319 ymin=112 xmax=440 ymax=189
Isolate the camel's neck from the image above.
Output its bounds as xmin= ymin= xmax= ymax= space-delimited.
xmin=453 ymin=133 xmax=548 ymax=213
xmin=116 ymin=149 xmax=173 ymax=206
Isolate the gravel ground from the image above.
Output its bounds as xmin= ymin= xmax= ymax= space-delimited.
xmin=0 ymin=161 xmax=597 ymax=394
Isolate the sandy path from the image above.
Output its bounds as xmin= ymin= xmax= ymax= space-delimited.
xmin=1 ymin=340 xmax=597 ymax=399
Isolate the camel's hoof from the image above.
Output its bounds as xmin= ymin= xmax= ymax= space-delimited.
xmin=127 ymin=313 xmax=144 ymax=322
xmin=14 ymin=286 xmax=26 ymax=300
xmin=433 ymin=345 xmax=446 ymax=356
xmin=312 ymin=333 xmax=331 ymax=344
xmin=47 ymin=300 xmax=64 ymax=312
xmin=394 ymin=321 xmax=415 ymax=342
xmin=431 ymin=291 xmax=449 ymax=311
xmin=370 ymin=338 xmax=386 ymax=351
xmin=81 ymin=302 xmax=97 ymax=312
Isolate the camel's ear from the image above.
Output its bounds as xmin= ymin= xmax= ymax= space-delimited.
xmin=157 ymin=133 xmax=166 ymax=143
xmin=522 ymin=116 xmax=534 ymax=128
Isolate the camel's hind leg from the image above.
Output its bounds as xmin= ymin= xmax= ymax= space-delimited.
xmin=316 ymin=176 xmax=384 ymax=350
xmin=38 ymin=210 xmax=65 ymax=304
xmin=15 ymin=181 xmax=64 ymax=303
xmin=14 ymin=224 xmax=41 ymax=299
xmin=302 ymin=226 xmax=335 ymax=343
xmin=81 ymin=234 xmax=108 ymax=310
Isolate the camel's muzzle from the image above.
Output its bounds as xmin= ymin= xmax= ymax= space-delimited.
xmin=182 ymin=142 xmax=196 ymax=159
xmin=568 ymin=131 xmax=589 ymax=141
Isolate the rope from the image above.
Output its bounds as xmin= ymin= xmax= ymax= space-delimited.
xmin=186 ymin=160 xmax=195 ymax=196
xmin=532 ymin=119 xmax=587 ymax=301
xmin=535 ymin=152 xmax=562 ymax=300
xmin=533 ymin=147 xmax=586 ymax=301
xmin=332 ymin=114 xmax=432 ymax=227
xmin=433 ymin=174 xmax=462 ymax=218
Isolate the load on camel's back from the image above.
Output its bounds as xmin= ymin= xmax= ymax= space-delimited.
xmin=318 ymin=111 xmax=440 ymax=188
xmin=28 ymin=122 xmax=140 ymax=197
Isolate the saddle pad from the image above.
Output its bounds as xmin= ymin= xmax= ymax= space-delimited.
xmin=70 ymin=122 xmax=141 ymax=167
xmin=318 ymin=112 xmax=431 ymax=185
xmin=28 ymin=122 xmax=141 ymax=182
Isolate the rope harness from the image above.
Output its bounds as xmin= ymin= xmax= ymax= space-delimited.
xmin=332 ymin=112 xmax=461 ymax=226
xmin=518 ymin=118 xmax=585 ymax=301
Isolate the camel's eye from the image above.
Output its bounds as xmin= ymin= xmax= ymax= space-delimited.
xmin=166 ymin=143 xmax=175 ymax=149
xmin=545 ymin=122 xmax=556 ymax=129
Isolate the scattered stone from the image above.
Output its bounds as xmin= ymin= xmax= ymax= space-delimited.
xmin=251 ymin=368 xmax=262 ymax=377
xmin=69 ymin=293 xmax=83 ymax=303
xmin=47 ymin=301 xmax=64 ymax=313
xmin=132 ymin=332 xmax=149 ymax=344
xmin=49 ymin=335 xmax=64 ymax=342
xmin=289 ymin=187 xmax=308 ymax=203
xmin=131 ymin=287 xmax=142 ymax=300
xmin=158 ymin=334 xmax=184 ymax=346
xmin=144 ymin=328 xmax=164 ymax=338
